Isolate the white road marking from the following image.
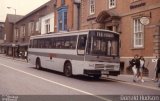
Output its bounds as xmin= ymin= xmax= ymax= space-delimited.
xmin=0 ymin=62 xmax=111 ymax=101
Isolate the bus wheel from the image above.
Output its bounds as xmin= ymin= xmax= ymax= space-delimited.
xmin=93 ymin=75 xmax=101 ymax=79
xmin=64 ymin=62 xmax=72 ymax=77
xmin=36 ymin=58 xmax=41 ymax=70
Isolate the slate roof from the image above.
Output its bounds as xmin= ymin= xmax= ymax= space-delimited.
xmin=6 ymin=14 xmax=23 ymax=23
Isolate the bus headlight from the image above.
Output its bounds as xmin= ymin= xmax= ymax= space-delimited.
xmin=89 ymin=64 xmax=95 ymax=67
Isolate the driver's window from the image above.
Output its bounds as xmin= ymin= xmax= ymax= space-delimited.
xmin=77 ymin=35 xmax=87 ymax=55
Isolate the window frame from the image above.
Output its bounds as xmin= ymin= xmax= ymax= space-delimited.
xmin=20 ymin=25 xmax=25 ymax=38
xmin=45 ymin=19 xmax=51 ymax=34
xmin=133 ymin=18 xmax=144 ymax=48
xmin=58 ymin=8 xmax=68 ymax=31
xmin=89 ymin=0 xmax=95 ymax=15
xmin=109 ymin=0 xmax=116 ymax=9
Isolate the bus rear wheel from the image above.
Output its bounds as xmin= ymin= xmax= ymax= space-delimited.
xmin=64 ymin=62 xmax=72 ymax=77
xmin=36 ymin=58 xmax=42 ymax=70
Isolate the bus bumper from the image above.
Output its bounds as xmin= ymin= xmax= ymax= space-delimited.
xmin=84 ymin=69 xmax=120 ymax=76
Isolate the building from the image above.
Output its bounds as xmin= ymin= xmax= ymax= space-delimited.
xmin=55 ymin=0 xmax=81 ymax=32
xmin=0 ymin=22 xmax=5 ymax=53
xmin=4 ymin=14 xmax=23 ymax=56
xmin=80 ymin=0 xmax=160 ymax=77
xmin=12 ymin=0 xmax=55 ymax=57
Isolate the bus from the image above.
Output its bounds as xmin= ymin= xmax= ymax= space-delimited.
xmin=28 ymin=29 xmax=120 ymax=78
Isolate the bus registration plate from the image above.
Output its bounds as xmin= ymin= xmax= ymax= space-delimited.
xmin=101 ymin=70 xmax=109 ymax=74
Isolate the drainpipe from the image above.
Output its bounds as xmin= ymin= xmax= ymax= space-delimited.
xmin=74 ymin=0 xmax=81 ymax=30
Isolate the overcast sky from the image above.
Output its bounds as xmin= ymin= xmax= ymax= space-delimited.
xmin=0 ymin=0 xmax=50 ymax=22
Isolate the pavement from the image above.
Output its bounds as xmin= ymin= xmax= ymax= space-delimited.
xmin=0 ymin=53 xmax=160 ymax=90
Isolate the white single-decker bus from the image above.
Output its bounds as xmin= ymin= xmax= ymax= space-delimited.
xmin=28 ymin=29 xmax=120 ymax=79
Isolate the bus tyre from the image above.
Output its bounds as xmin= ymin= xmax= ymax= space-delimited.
xmin=93 ymin=75 xmax=101 ymax=79
xmin=64 ymin=62 xmax=72 ymax=77
xmin=36 ymin=59 xmax=41 ymax=70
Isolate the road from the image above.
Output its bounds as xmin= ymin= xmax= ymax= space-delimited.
xmin=0 ymin=56 xmax=160 ymax=101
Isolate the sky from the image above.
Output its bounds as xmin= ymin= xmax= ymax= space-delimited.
xmin=0 ymin=0 xmax=50 ymax=22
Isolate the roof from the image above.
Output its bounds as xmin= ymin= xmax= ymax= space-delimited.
xmin=16 ymin=1 xmax=50 ymax=23
xmin=6 ymin=14 xmax=23 ymax=23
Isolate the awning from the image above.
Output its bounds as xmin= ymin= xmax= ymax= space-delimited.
xmin=0 ymin=42 xmax=29 ymax=47
xmin=96 ymin=10 xmax=120 ymax=23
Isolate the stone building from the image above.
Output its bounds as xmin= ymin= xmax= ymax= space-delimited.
xmin=80 ymin=0 xmax=160 ymax=77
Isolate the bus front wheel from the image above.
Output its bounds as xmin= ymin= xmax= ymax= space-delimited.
xmin=36 ymin=58 xmax=42 ymax=70
xmin=64 ymin=62 xmax=72 ymax=77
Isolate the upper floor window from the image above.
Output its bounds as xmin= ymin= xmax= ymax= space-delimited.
xmin=133 ymin=18 xmax=144 ymax=48
xmin=58 ymin=7 xmax=67 ymax=31
xmin=109 ymin=0 xmax=116 ymax=9
xmin=36 ymin=20 xmax=40 ymax=32
xmin=45 ymin=19 xmax=50 ymax=34
xmin=28 ymin=22 xmax=34 ymax=36
xmin=61 ymin=0 xmax=65 ymax=5
xmin=14 ymin=28 xmax=19 ymax=40
xmin=20 ymin=25 xmax=25 ymax=38
xmin=89 ymin=0 xmax=95 ymax=15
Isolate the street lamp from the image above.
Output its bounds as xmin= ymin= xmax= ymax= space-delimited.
xmin=7 ymin=7 xmax=16 ymax=15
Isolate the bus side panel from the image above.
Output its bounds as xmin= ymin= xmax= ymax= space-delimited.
xmin=71 ymin=61 xmax=95 ymax=75
xmin=28 ymin=54 xmax=37 ymax=66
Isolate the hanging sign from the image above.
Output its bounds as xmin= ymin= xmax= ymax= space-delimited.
xmin=140 ymin=17 xmax=150 ymax=25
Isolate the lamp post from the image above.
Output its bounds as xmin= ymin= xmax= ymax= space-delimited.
xmin=7 ymin=7 xmax=16 ymax=15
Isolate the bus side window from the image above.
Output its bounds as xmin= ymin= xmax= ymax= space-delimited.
xmin=77 ymin=35 xmax=87 ymax=55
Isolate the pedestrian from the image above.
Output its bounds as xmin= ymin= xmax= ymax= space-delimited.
xmin=155 ymin=57 xmax=160 ymax=82
xmin=24 ymin=50 xmax=28 ymax=62
xmin=136 ymin=55 xmax=140 ymax=79
xmin=130 ymin=54 xmax=139 ymax=82
xmin=139 ymin=56 xmax=145 ymax=82
xmin=152 ymin=56 xmax=158 ymax=81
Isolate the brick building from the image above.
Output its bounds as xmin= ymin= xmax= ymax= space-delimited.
xmin=4 ymin=0 xmax=81 ymax=58
xmin=0 ymin=22 xmax=5 ymax=53
xmin=80 ymin=0 xmax=160 ymax=77
xmin=4 ymin=14 xmax=23 ymax=56
xmin=54 ymin=0 xmax=81 ymax=32
xmin=12 ymin=0 xmax=55 ymax=57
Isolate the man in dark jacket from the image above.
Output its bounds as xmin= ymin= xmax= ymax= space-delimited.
xmin=156 ymin=57 xmax=160 ymax=82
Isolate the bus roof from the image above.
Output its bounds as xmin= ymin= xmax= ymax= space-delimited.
xmin=30 ymin=29 xmax=119 ymax=39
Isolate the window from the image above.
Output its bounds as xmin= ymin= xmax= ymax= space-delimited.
xmin=31 ymin=36 xmax=77 ymax=49
xmin=58 ymin=7 xmax=68 ymax=31
xmin=28 ymin=22 xmax=34 ymax=36
xmin=77 ymin=35 xmax=87 ymax=55
xmin=36 ymin=21 xmax=40 ymax=32
xmin=45 ymin=19 xmax=50 ymax=34
xmin=20 ymin=25 xmax=25 ymax=38
xmin=109 ymin=0 xmax=116 ymax=9
xmin=133 ymin=18 xmax=144 ymax=48
xmin=14 ymin=28 xmax=19 ymax=40
xmin=89 ymin=0 xmax=95 ymax=15
xmin=61 ymin=0 xmax=65 ymax=5
xmin=64 ymin=12 xmax=67 ymax=31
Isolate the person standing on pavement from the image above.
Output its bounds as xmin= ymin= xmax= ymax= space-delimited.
xmin=139 ymin=56 xmax=145 ymax=82
xmin=152 ymin=56 xmax=158 ymax=81
xmin=24 ymin=50 xmax=28 ymax=62
xmin=155 ymin=57 xmax=160 ymax=83
xmin=131 ymin=55 xmax=139 ymax=82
